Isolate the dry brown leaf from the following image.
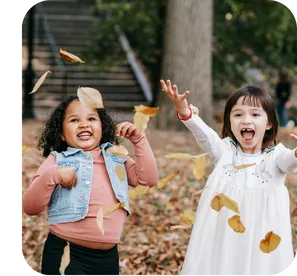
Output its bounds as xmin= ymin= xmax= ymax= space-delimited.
xmin=211 ymin=193 xmax=239 ymax=213
xmin=104 ymin=202 xmax=125 ymax=216
xmin=77 ymin=87 xmax=104 ymax=108
xmin=96 ymin=206 xmax=104 ymax=235
xmin=115 ymin=166 xmax=126 ymax=182
xmin=228 ymin=215 xmax=246 ymax=233
xmin=234 ymin=163 xmax=256 ymax=170
xmin=128 ymin=185 xmax=150 ymax=199
xmin=22 ymin=145 xmax=31 ymax=152
xmin=157 ymin=171 xmax=179 ymax=189
xmin=133 ymin=111 xmax=150 ymax=132
xmin=179 ymin=209 xmax=196 ymax=225
xmin=29 ymin=71 xmax=51 ymax=94
xmin=164 ymin=153 xmax=193 ymax=159
xmin=193 ymin=153 xmax=207 ymax=180
xmin=108 ymin=145 xmax=129 ymax=156
xmin=260 ymin=231 xmax=281 ymax=253
xmin=192 ymin=186 xmax=208 ymax=196
xmin=59 ymin=242 xmax=70 ymax=275
xmin=134 ymin=105 xmax=159 ymax=116
xmin=59 ymin=48 xmax=85 ymax=63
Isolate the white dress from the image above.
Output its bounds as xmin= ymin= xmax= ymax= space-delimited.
xmin=180 ymin=114 xmax=297 ymax=275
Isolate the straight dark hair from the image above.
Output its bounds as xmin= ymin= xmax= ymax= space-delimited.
xmin=222 ymin=86 xmax=278 ymax=151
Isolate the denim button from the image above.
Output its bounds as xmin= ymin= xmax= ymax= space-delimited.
xmin=84 ymin=180 xmax=91 ymax=185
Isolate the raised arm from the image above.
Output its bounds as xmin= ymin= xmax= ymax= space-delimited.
xmin=116 ymin=122 xmax=158 ymax=187
xmin=160 ymin=79 xmax=226 ymax=162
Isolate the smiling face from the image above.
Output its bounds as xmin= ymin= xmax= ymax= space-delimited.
xmin=230 ymin=97 xmax=272 ymax=154
xmin=62 ymin=100 xmax=102 ymax=151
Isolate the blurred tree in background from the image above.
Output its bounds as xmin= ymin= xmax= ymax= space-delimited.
xmin=85 ymin=0 xmax=297 ymax=100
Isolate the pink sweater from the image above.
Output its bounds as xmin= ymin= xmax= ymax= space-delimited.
xmin=22 ymin=133 xmax=158 ymax=243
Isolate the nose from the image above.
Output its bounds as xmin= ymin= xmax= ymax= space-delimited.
xmin=78 ymin=120 xmax=90 ymax=128
xmin=242 ymin=114 xmax=252 ymax=124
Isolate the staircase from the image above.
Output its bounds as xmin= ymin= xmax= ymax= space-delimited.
xmin=22 ymin=0 xmax=151 ymax=119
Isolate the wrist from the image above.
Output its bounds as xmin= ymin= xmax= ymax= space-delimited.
xmin=176 ymin=106 xmax=192 ymax=121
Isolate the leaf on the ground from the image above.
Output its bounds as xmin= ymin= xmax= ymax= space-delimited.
xmin=77 ymin=87 xmax=104 ymax=108
xmin=22 ymin=145 xmax=31 ymax=152
xmin=168 ymin=224 xmax=192 ymax=230
xmin=228 ymin=215 xmax=246 ymax=233
xmin=115 ymin=166 xmax=126 ymax=182
xmin=59 ymin=48 xmax=85 ymax=63
xmin=29 ymin=71 xmax=51 ymax=94
xmin=128 ymin=185 xmax=150 ymax=199
xmin=211 ymin=193 xmax=239 ymax=214
xmin=193 ymin=153 xmax=208 ymax=180
xmin=134 ymin=105 xmax=159 ymax=116
xmin=260 ymin=231 xmax=281 ymax=253
xmin=133 ymin=111 xmax=150 ymax=132
xmin=164 ymin=153 xmax=193 ymax=159
xmin=108 ymin=145 xmax=129 ymax=156
xmin=234 ymin=163 xmax=256 ymax=170
xmin=96 ymin=206 xmax=104 ymax=235
xmin=157 ymin=171 xmax=179 ymax=189
xmin=179 ymin=209 xmax=196 ymax=225
xmin=192 ymin=186 xmax=208 ymax=196
xmin=59 ymin=242 xmax=70 ymax=275
xmin=104 ymin=202 xmax=125 ymax=216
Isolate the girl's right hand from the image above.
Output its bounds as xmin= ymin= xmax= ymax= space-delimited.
xmin=56 ymin=166 xmax=78 ymax=190
xmin=160 ymin=79 xmax=191 ymax=118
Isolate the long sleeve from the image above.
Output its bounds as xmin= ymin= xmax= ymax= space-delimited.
xmin=125 ymin=133 xmax=158 ymax=187
xmin=275 ymin=143 xmax=297 ymax=174
xmin=181 ymin=113 xmax=227 ymax=163
xmin=22 ymin=154 xmax=61 ymax=215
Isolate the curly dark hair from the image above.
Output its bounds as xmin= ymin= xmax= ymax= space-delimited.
xmin=38 ymin=96 xmax=119 ymax=157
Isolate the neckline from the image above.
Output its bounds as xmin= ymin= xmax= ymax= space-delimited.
xmin=237 ymin=145 xmax=263 ymax=157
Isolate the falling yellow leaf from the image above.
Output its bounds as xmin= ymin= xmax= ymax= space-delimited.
xmin=193 ymin=153 xmax=207 ymax=180
xmin=104 ymin=202 xmax=125 ymax=216
xmin=133 ymin=111 xmax=150 ymax=132
xmin=189 ymin=104 xmax=199 ymax=115
xmin=164 ymin=153 xmax=193 ymax=159
xmin=235 ymin=163 xmax=256 ymax=170
xmin=96 ymin=206 xmax=104 ymax=235
xmin=115 ymin=166 xmax=126 ymax=182
xmin=108 ymin=145 xmax=129 ymax=156
xmin=180 ymin=209 xmax=196 ymax=225
xmin=59 ymin=242 xmax=70 ymax=275
xmin=134 ymin=105 xmax=159 ymax=116
xmin=29 ymin=71 xmax=51 ymax=94
xmin=260 ymin=231 xmax=281 ymax=253
xmin=192 ymin=186 xmax=208 ymax=196
xmin=228 ymin=215 xmax=246 ymax=233
xmin=157 ymin=171 xmax=179 ymax=189
xmin=211 ymin=195 xmax=224 ymax=211
xmin=128 ymin=185 xmax=149 ymax=199
xmin=59 ymin=48 xmax=85 ymax=63
xmin=168 ymin=224 xmax=192 ymax=230
xmin=77 ymin=87 xmax=104 ymax=109
xmin=211 ymin=193 xmax=240 ymax=214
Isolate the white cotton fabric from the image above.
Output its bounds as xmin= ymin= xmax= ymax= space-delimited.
xmin=180 ymin=114 xmax=297 ymax=275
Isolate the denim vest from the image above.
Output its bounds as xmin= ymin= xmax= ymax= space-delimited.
xmin=48 ymin=142 xmax=130 ymax=225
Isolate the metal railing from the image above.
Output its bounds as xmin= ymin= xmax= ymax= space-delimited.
xmin=35 ymin=3 xmax=68 ymax=99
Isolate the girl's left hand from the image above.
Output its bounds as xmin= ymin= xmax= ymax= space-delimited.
xmin=116 ymin=122 xmax=140 ymax=139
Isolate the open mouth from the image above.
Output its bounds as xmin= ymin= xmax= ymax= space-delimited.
xmin=77 ymin=131 xmax=92 ymax=140
xmin=240 ymin=128 xmax=255 ymax=142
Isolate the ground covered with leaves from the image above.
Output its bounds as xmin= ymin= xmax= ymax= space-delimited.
xmin=22 ymin=119 xmax=297 ymax=274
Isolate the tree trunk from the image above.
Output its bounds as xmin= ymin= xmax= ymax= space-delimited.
xmin=155 ymin=0 xmax=214 ymax=130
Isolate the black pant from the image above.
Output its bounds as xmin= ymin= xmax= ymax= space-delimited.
xmin=41 ymin=232 xmax=119 ymax=275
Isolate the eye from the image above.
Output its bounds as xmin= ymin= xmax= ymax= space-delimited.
xmin=252 ymin=113 xmax=260 ymax=117
xmin=89 ymin=117 xmax=97 ymax=121
xmin=234 ymin=114 xmax=242 ymax=117
xmin=70 ymin=118 xmax=78 ymax=122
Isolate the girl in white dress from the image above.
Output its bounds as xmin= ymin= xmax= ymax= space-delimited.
xmin=160 ymin=79 xmax=297 ymax=275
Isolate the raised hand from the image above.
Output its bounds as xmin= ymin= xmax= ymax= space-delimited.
xmin=56 ymin=166 xmax=78 ymax=190
xmin=116 ymin=122 xmax=141 ymax=139
xmin=160 ymin=79 xmax=190 ymax=118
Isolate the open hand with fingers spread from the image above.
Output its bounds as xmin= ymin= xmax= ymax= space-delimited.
xmin=160 ymin=79 xmax=191 ymax=119
xmin=116 ymin=122 xmax=141 ymax=140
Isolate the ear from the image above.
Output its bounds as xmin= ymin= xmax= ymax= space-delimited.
xmin=266 ymin=122 xmax=272 ymax=130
